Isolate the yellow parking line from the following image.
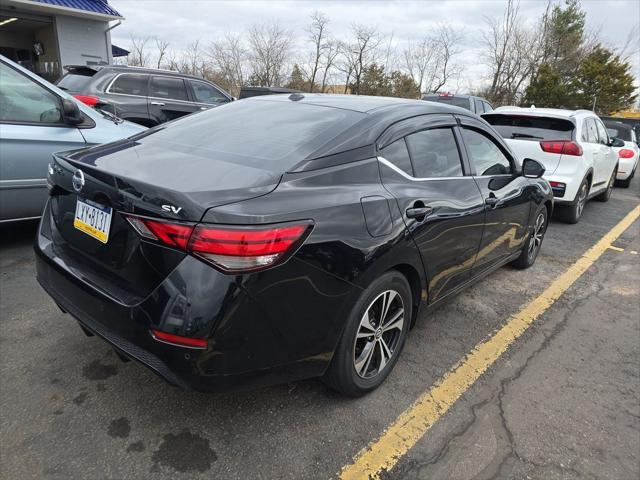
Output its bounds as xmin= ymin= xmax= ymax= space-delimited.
xmin=340 ymin=204 xmax=640 ymax=480
xmin=608 ymin=245 xmax=625 ymax=252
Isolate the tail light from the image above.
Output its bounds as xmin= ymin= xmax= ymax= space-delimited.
xmin=125 ymin=215 xmax=313 ymax=273
xmin=618 ymin=148 xmax=635 ymax=159
xmin=539 ymin=140 xmax=583 ymax=156
xmin=73 ymin=94 xmax=100 ymax=107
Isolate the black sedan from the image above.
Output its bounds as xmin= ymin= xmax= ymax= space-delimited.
xmin=36 ymin=94 xmax=552 ymax=396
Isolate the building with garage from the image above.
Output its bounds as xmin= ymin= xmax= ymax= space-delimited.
xmin=0 ymin=0 xmax=126 ymax=83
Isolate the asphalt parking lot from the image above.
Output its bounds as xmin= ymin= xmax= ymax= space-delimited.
xmin=1 ymin=179 xmax=638 ymax=480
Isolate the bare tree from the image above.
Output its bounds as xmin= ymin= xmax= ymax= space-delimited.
xmin=320 ymin=40 xmax=340 ymax=92
xmin=339 ymin=24 xmax=382 ymax=94
xmin=154 ymin=37 xmax=170 ymax=69
xmin=128 ymin=34 xmax=151 ymax=67
xmin=481 ymin=0 xmax=542 ymax=105
xmin=306 ymin=11 xmax=329 ymax=92
xmin=208 ymin=34 xmax=248 ymax=94
xmin=403 ymin=24 xmax=462 ymax=94
xmin=248 ymin=22 xmax=292 ymax=87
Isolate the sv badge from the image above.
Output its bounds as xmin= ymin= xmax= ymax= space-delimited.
xmin=162 ymin=204 xmax=183 ymax=214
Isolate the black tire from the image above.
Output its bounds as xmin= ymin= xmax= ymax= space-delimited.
xmin=555 ymin=177 xmax=589 ymax=224
xmin=512 ymin=206 xmax=548 ymax=269
xmin=615 ymin=177 xmax=631 ymax=188
xmin=323 ymin=271 xmax=412 ymax=396
xmin=595 ymin=165 xmax=617 ymax=202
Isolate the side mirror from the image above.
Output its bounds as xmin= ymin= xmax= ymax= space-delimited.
xmin=610 ymin=137 xmax=625 ymax=148
xmin=61 ymin=98 xmax=84 ymax=125
xmin=522 ymin=158 xmax=545 ymax=179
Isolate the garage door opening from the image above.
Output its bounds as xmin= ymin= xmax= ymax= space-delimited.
xmin=0 ymin=15 xmax=60 ymax=82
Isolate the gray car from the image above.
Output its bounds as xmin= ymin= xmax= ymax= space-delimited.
xmin=0 ymin=56 xmax=145 ymax=223
xmin=56 ymin=65 xmax=234 ymax=127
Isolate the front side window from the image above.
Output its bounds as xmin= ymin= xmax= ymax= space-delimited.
xmin=150 ymin=77 xmax=188 ymax=101
xmin=190 ymin=80 xmax=228 ymax=104
xmin=0 ymin=61 xmax=62 ymax=124
xmin=405 ymin=128 xmax=463 ymax=178
xmin=482 ymin=101 xmax=493 ymax=113
xmin=583 ymin=118 xmax=598 ymax=143
xmin=474 ymin=99 xmax=484 ymax=113
xmin=380 ymin=138 xmax=413 ymax=175
xmin=595 ymin=119 xmax=609 ymax=145
xmin=462 ymin=128 xmax=512 ymax=176
xmin=109 ymin=74 xmax=148 ymax=96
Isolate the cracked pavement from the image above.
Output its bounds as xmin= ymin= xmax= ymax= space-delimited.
xmin=1 ymin=177 xmax=639 ymax=480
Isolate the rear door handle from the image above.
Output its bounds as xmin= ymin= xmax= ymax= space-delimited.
xmin=406 ymin=206 xmax=433 ymax=218
xmin=150 ymin=101 xmax=165 ymax=106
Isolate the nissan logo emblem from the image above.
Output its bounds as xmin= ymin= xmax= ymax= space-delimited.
xmin=72 ymin=169 xmax=85 ymax=192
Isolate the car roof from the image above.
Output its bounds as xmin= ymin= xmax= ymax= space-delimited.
xmin=245 ymin=93 xmax=471 ymax=115
xmin=64 ymin=64 xmax=203 ymax=80
xmin=492 ymin=106 xmax=594 ymax=119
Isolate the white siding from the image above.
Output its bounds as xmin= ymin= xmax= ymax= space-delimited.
xmin=54 ymin=15 xmax=111 ymax=66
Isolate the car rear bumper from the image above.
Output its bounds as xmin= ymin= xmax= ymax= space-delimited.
xmin=34 ymin=203 xmax=357 ymax=392
xmin=617 ymin=156 xmax=638 ymax=180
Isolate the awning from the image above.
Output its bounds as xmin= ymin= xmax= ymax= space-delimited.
xmin=111 ymin=44 xmax=129 ymax=57
xmin=11 ymin=0 xmax=124 ymax=20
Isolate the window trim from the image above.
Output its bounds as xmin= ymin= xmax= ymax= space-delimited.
xmin=377 ymin=156 xmax=477 ymax=182
xmin=0 ymin=60 xmax=70 ymax=128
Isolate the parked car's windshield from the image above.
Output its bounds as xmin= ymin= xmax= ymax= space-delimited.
xmin=605 ymin=126 xmax=632 ymax=142
xmin=57 ymin=72 xmax=94 ymax=91
xmin=483 ymin=114 xmax=574 ymax=141
xmin=137 ymin=99 xmax=366 ymax=172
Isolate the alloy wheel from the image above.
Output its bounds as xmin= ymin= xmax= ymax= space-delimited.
xmin=353 ymin=290 xmax=405 ymax=379
xmin=576 ymin=183 xmax=587 ymax=218
xmin=528 ymin=211 xmax=546 ymax=260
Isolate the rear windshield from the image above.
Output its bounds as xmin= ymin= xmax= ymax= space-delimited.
xmin=483 ymin=114 xmax=574 ymax=141
xmin=137 ymin=99 xmax=366 ymax=172
xmin=605 ymin=126 xmax=632 ymax=141
xmin=56 ymin=72 xmax=94 ymax=92
xmin=423 ymin=95 xmax=471 ymax=110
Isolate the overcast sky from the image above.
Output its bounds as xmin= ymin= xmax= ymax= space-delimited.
xmin=109 ymin=0 xmax=640 ymax=92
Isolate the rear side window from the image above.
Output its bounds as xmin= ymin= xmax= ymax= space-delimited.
xmin=462 ymin=128 xmax=512 ymax=176
xmin=190 ymin=80 xmax=228 ymax=104
xmin=405 ymin=128 xmax=463 ymax=178
xmin=380 ymin=138 xmax=413 ymax=175
xmin=109 ymin=74 xmax=148 ymax=96
xmin=138 ymin=99 xmax=366 ymax=172
xmin=484 ymin=114 xmax=574 ymax=141
xmin=150 ymin=76 xmax=188 ymax=101
xmin=56 ymin=73 xmax=93 ymax=92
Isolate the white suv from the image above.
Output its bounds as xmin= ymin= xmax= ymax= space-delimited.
xmin=483 ymin=107 xmax=619 ymax=223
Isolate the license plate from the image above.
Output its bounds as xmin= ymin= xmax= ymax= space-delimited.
xmin=74 ymin=197 xmax=112 ymax=243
